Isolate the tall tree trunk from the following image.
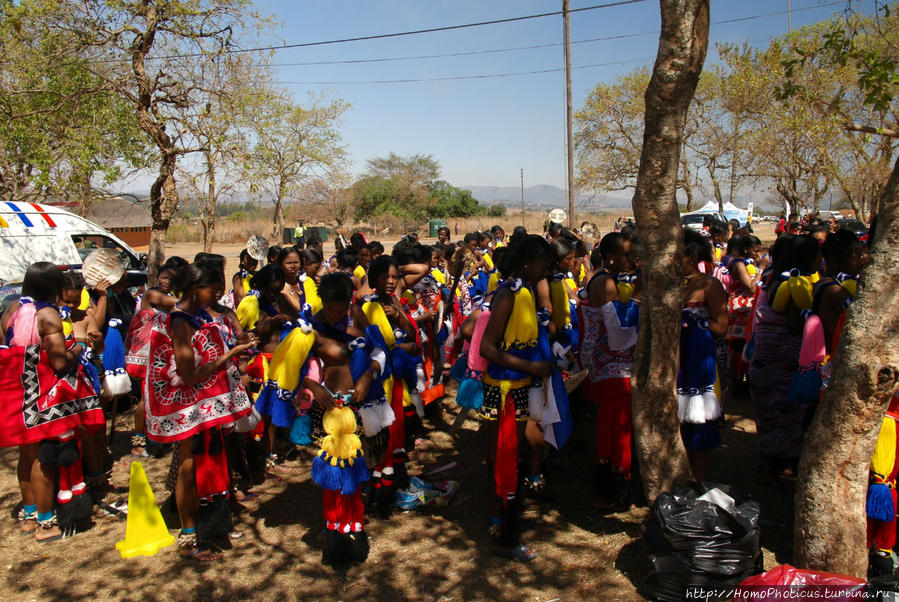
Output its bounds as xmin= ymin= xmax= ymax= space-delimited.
xmin=271 ymin=180 xmax=285 ymax=241
xmin=76 ymin=171 xmax=92 ymax=217
xmin=709 ymin=166 xmax=724 ymax=213
xmin=680 ymin=143 xmax=695 ymax=211
xmin=147 ymin=151 xmax=179 ymax=285
xmin=201 ymin=152 xmax=217 ymax=253
xmin=794 ymin=154 xmax=899 ymax=577
xmin=631 ymin=0 xmax=709 ymax=502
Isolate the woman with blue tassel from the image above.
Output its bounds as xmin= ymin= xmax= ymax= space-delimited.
xmin=478 ymin=235 xmax=555 ymax=563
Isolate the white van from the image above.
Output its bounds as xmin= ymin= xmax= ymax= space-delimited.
xmin=0 ymin=201 xmax=147 ymax=286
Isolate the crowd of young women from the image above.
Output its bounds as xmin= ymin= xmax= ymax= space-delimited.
xmin=0 ymin=215 xmax=874 ymax=569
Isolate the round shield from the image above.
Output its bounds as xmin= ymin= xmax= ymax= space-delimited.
xmin=81 ymin=248 xmax=128 ymax=287
xmin=246 ymin=235 xmax=270 ymax=261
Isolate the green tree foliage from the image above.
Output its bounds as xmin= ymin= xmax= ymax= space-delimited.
xmin=352 ymin=153 xmax=479 ymax=220
xmin=486 ymin=204 xmax=507 ymax=217
xmin=0 ymin=0 xmax=149 ymax=209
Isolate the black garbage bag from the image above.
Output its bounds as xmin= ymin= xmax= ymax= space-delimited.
xmin=644 ymin=482 xmax=762 ymax=601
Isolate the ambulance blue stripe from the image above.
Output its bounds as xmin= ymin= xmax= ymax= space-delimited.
xmin=4 ymin=202 xmax=34 ymax=227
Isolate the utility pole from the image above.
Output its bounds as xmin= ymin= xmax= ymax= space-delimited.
xmin=563 ymin=0 xmax=575 ymax=230
xmin=520 ymin=168 xmax=525 ymax=220
xmin=787 ymin=0 xmax=792 ymax=30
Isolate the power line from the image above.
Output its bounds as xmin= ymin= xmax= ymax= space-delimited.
xmin=159 ymin=0 xmax=645 ymax=60
xmin=266 ymin=0 xmax=851 ymax=68
xmin=274 ymin=58 xmax=651 ymax=85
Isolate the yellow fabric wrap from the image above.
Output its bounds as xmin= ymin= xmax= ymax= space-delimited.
xmin=578 ymin=264 xmax=586 ymax=283
xmin=321 ymin=406 xmax=363 ymax=464
xmin=241 ymin=274 xmax=252 ymax=295
xmin=770 ymin=276 xmax=814 ymax=312
xmin=236 ymin=294 xmax=261 ymax=330
xmin=842 ymin=279 xmax=858 ymax=298
xmin=362 ymin=300 xmax=396 ymax=347
xmin=550 ymin=279 xmax=571 ymax=328
xmin=617 ymin=282 xmax=634 ymax=304
xmin=487 ymin=271 xmax=500 ymax=294
xmin=501 ymin=286 xmax=537 ymax=350
xmin=432 ymin=269 xmax=446 ymax=285
xmin=483 ymin=252 xmax=494 ymax=271
xmin=62 ymin=317 xmax=73 ymax=338
xmin=872 ymin=417 xmax=897 ymax=476
xmin=303 ymin=277 xmax=322 ymax=314
xmin=268 ymin=326 xmax=315 ymax=392
xmin=353 ymin=265 xmax=366 ymax=280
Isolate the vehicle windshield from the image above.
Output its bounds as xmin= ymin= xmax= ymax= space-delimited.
xmin=71 ymin=235 xmax=138 ymax=268
xmin=681 ymin=214 xmax=706 ymax=224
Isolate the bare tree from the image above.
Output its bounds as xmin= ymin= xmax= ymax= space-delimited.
xmin=630 ymin=0 xmax=710 ymax=502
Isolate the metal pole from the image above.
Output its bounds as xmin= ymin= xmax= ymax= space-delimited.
xmin=520 ymin=168 xmax=525 ymax=221
xmin=564 ymin=0 xmax=575 ymax=230
xmin=787 ymin=0 xmax=792 ymax=30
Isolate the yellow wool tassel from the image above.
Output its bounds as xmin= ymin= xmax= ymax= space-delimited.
xmin=810 ymin=272 xmax=820 ymax=284
xmin=320 ymin=406 xmax=363 ymax=461
xmin=62 ymin=317 xmax=73 ymax=338
xmin=502 ymin=287 xmax=537 ymax=350
xmin=353 ymin=265 xmax=366 ymax=280
xmin=432 ymin=269 xmax=446 ymax=285
xmin=303 ymin=277 xmax=322 ymax=314
xmin=617 ymin=282 xmax=634 ymax=304
xmin=362 ymin=300 xmax=396 ymax=347
xmin=268 ymin=326 xmax=315 ymax=391
xmin=872 ymin=418 xmax=897 ymax=475
xmin=550 ymin=280 xmax=571 ymax=329
xmin=79 ymin=288 xmax=91 ymax=311
xmin=487 ymin=271 xmax=500 ymax=293
xmin=236 ymin=295 xmax=261 ymax=330
xmin=747 ymin=263 xmax=758 ymax=277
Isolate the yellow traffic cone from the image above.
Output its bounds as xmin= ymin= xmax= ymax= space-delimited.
xmin=115 ymin=461 xmax=175 ymax=558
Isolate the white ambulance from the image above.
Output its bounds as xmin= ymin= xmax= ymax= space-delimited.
xmin=0 ymin=201 xmax=147 ymax=288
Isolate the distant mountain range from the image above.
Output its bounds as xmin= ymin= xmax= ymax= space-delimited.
xmin=464 ymin=184 xmax=632 ymax=210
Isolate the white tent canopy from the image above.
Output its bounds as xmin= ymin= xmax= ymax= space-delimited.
xmin=689 ymin=201 xmax=749 ymax=225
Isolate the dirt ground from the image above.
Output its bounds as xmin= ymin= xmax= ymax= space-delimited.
xmin=0 ymin=383 xmax=794 ymax=601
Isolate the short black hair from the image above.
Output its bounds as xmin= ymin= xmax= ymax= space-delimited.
xmin=369 ymin=255 xmax=399 ymax=286
xmin=336 ymin=249 xmax=359 ymax=270
xmin=23 ymin=262 xmax=64 ymax=302
xmin=249 ymin=263 xmax=285 ymax=292
xmin=368 ymin=241 xmax=384 ymax=255
xmin=437 ymin=226 xmax=450 ymax=237
xmin=267 ymin=245 xmax=282 ymax=263
xmin=62 ymin=271 xmax=85 ymax=290
xmin=498 ymin=234 xmax=552 ymax=278
xmin=350 ymin=232 xmax=366 ymax=249
xmin=172 ymin=262 xmax=224 ymax=295
xmin=683 ymin=228 xmax=713 ymax=263
xmin=318 ymin=272 xmax=355 ymax=304
xmin=598 ymin=232 xmax=627 ymax=263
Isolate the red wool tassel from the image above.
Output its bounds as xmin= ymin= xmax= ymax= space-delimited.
xmin=195 ymin=429 xmax=230 ymax=500
xmin=322 ymin=489 xmax=365 ymax=533
xmin=495 ymin=392 xmax=518 ymax=501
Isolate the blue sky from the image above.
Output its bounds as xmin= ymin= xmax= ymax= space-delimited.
xmin=251 ymin=0 xmax=868 ymax=190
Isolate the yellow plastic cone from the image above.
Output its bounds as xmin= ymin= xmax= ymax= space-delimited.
xmin=115 ymin=461 xmax=175 ymax=558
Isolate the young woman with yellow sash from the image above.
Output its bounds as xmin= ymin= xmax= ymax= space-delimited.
xmin=479 ymin=234 xmax=555 ymax=562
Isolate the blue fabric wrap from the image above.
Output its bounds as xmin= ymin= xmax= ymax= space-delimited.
xmin=102 ymin=327 xmax=126 ymax=372
xmin=567 ymin=300 xmax=580 ymax=350
xmin=614 ymin=299 xmax=640 ymax=329
xmin=349 ymin=347 xmax=370 ymax=383
xmin=677 ymin=311 xmax=717 ymax=391
xmin=788 ymin=368 xmax=822 ymax=407
xmin=441 ymin=286 xmax=451 ymax=301
xmin=449 ymin=354 xmax=468 ymax=383
xmin=487 ymin=345 xmax=541 ymax=383
xmin=867 ymin=483 xmax=895 ymax=522
xmin=311 ymin=453 xmax=370 ymax=494
xmin=550 ymin=368 xmax=573 ymax=450
xmin=456 ymin=377 xmax=484 ymax=410
xmin=278 ymin=321 xmax=297 ymax=342
xmin=472 ymin=271 xmax=490 ymax=296
xmin=255 ymin=388 xmax=297 ymax=428
xmin=390 ymin=347 xmax=419 ymax=388
xmin=364 ymin=325 xmax=392 ymax=382
xmin=289 ymin=414 xmax=312 ymax=445
xmin=681 ymin=421 xmax=721 ymax=451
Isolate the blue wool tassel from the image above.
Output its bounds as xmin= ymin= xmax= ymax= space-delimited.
xmin=351 ymin=455 xmax=370 ymax=484
xmin=311 ymin=455 xmax=344 ymax=491
xmin=867 ymin=483 xmax=895 ymax=522
xmin=102 ymin=323 xmax=126 ymax=373
xmin=449 ymin=355 xmax=468 ymax=383
xmin=456 ymin=377 xmax=484 ymax=410
xmin=365 ymin=325 xmax=392 ymax=381
xmin=550 ymin=369 xmax=574 ymax=450
xmin=350 ymin=347 xmax=370 ymax=382
xmin=391 ymin=347 xmax=419 ymax=385
xmin=289 ymin=414 xmax=312 ymax=445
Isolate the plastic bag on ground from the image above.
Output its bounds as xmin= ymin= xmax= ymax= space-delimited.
xmin=395 ymin=476 xmax=460 ymax=510
xmin=644 ymin=482 xmax=762 ymax=601
xmin=737 ymin=564 xmax=866 ymax=601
